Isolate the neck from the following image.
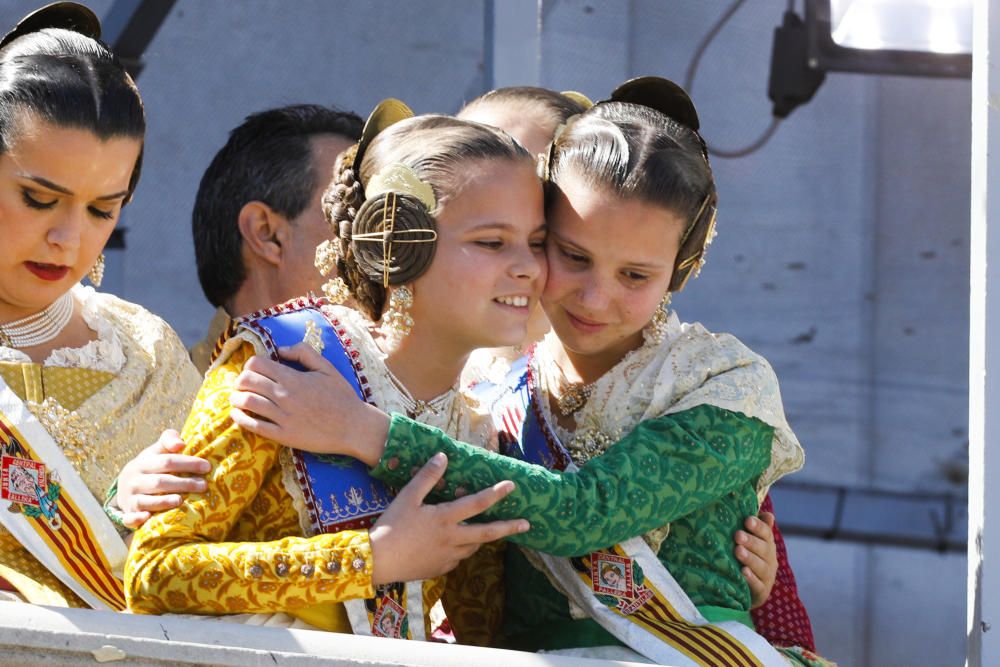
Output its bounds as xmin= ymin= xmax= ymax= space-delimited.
xmin=228 ymin=268 xmax=288 ymax=319
xmin=548 ymin=330 xmax=644 ymax=385
xmin=381 ymin=323 xmax=468 ymax=402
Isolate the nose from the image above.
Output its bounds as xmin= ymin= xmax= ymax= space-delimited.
xmin=509 ymin=243 xmax=544 ymax=283
xmin=576 ymin=274 xmax=612 ymax=312
xmin=45 ymin=207 xmax=84 ymax=253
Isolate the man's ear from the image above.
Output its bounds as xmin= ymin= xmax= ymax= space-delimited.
xmin=237 ymin=201 xmax=288 ymax=266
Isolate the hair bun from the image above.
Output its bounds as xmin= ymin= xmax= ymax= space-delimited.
xmin=609 ymin=76 xmax=700 ymax=133
xmin=351 ymin=192 xmax=437 ymax=286
xmin=1 ymin=2 xmax=101 ymax=51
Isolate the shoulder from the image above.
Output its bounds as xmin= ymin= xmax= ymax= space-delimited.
xmin=78 ymin=286 xmax=191 ymax=366
xmin=662 ymin=317 xmax=778 ymax=387
xmin=77 ymin=286 xmax=201 ymax=397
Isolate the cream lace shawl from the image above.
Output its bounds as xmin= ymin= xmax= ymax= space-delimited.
xmin=534 ymin=312 xmax=804 ymax=496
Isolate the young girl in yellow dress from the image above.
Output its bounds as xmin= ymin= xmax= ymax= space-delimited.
xmin=124 ymin=103 xmax=541 ymax=637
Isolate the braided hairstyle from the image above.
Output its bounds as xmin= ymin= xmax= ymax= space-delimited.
xmin=321 ymin=115 xmax=531 ymax=321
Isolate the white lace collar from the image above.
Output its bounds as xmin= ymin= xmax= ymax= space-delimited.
xmin=0 ymin=284 xmax=125 ymax=373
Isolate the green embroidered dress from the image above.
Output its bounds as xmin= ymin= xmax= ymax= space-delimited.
xmin=375 ymin=404 xmax=771 ymax=646
xmin=373 ymin=315 xmax=825 ymax=665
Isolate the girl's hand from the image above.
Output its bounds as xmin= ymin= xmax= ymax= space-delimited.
xmin=114 ymin=430 xmax=210 ymax=528
xmin=735 ymin=511 xmax=778 ymax=609
xmin=370 ymin=453 xmax=529 ymax=585
xmin=230 ymin=343 xmax=388 ymax=462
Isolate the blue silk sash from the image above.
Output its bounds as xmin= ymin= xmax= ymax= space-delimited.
xmin=235 ymin=298 xmax=427 ymax=640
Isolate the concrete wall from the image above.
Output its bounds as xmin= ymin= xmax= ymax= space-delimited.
xmin=0 ymin=2 xmax=971 ymax=665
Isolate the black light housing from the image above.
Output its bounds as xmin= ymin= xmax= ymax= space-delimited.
xmin=804 ymin=0 xmax=971 ymax=79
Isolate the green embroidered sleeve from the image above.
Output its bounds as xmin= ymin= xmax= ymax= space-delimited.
xmin=371 ymin=403 xmax=773 ymax=557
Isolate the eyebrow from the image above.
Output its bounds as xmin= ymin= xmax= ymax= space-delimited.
xmin=552 ymin=231 xmax=668 ymax=270
xmin=468 ymin=221 xmax=547 ymax=234
xmin=17 ymin=173 xmax=129 ymax=201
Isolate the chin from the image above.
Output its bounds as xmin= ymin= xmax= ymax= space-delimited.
xmin=474 ymin=325 xmax=526 ymax=350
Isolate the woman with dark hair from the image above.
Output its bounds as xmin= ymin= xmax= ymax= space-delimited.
xmin=234 ymin=79 xmax=832 ymax=665
xmin=0 ymin=3 xmax=201 ymax=610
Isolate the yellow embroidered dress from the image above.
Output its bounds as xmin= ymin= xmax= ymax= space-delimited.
xmin=0 ymin=284 xmax=201 ymax=606
xmin=125 ymin=304 xmax=492 ymax=634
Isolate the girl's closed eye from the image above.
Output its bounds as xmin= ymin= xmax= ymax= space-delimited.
xmin=21 ymin=189 xmax=56 ymax=210
xmin=475 ymin=239 xmax=504 ymax=250
xmin=559 ymin=245 xmax=588 ymax=264
xmin=88 ymin=206 xmax=115 ymax=220
xmin=623 ymin=271 xmax=649 ymax=283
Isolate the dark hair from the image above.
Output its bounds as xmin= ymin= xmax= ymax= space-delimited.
xmin=458 ymin=86 xmax=585 ymax=135
xmin=192 ymin=104 xmax=363 ymax=308
xmin=322 ymin=115 xmax=531 ymax=320
xmin=0 ymin=28 xmax=145 ymax=198
xmin=546 ymin=101 xmax=716 ymax=291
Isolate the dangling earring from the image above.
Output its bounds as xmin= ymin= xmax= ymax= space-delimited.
xmin=643 ymin=292 xmax=672 ymax=345
xmin=322 ymin=277 xmax=351 ymax=304
xmin=380 ymin=285 xmax=414 ymax=342
xmin=88 ymin=254 xmax=105 ymax=287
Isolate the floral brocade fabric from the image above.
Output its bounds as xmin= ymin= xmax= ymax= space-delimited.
xmin=125 ymin=343 xmax=377 ymax=624
xmin=375 ymin=404 xmax=772 ymax=615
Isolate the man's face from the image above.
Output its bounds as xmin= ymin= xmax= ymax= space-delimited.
xmin=275 ymin=134 xmax=354 ymax=302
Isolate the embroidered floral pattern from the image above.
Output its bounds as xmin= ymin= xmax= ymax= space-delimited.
xmin=126 ymin=343 xmax=376 ymax=617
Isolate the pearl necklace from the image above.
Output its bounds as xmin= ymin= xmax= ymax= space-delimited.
xmin=0 ymin=292 xmax=74 ymax=349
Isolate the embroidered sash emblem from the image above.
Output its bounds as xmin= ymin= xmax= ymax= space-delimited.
xmin=1 ymin=454 xmax=61 ymax=528
xmin=372 ymin=592 xmax=407 ymax=638
xmin=587 ymin=552 xmax=654 ymax=615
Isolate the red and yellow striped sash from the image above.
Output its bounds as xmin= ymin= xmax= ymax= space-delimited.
xmin=575 ymin=544 xmax=762 ymax=667
xmin=0 ymin=413 xmax=125 ymax=610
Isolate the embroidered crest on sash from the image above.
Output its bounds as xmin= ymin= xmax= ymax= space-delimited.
xmin=371 ymin=588 xmax=408 ymax=638
xmin=1 ymin=451 xmax=61 ymax=529
xmin=584 ymin=552 xmax=654 ymax=616
xmin=0 ymin=388 xmax=126 ymax=610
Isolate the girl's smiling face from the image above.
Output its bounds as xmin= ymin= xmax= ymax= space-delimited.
xmin=541 ymin=169 xmax=685 ymax=368
xmin=407 ymin=158 xmax=547 ymax=355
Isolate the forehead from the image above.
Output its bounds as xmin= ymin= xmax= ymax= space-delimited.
xmin=1 ymin=115 xmax=140 ymax=192
xmin=549 ymin=175 xmax=684 ymax=263
xmin=437 ymin=158 xmax=544 ymax=231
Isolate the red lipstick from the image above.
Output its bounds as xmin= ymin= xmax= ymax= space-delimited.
xmin=24 ymin=262 xmax=70 ymax=282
